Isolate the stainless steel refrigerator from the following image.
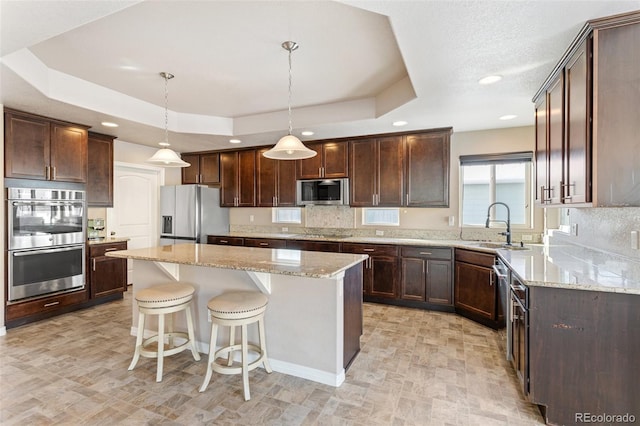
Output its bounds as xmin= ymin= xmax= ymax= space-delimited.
xmin=160 ymin=185 xmax=229 ymax=245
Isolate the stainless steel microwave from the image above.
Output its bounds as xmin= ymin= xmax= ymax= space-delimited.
xmin=296 ymin=178 xmax=349 ymax=206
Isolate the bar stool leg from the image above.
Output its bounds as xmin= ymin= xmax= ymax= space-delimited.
xmin=128 ymin=311 xmax=146 ymax=371
xmin=241 ymin=323 xmax=250 ymax=401
xmin=258 ymin=317 xmax=272 ymax=373
xmin=185 ymin=305 xmax=201 ymax=361
xmin=157 ymin=314 xmax=165 ymax=382
xmin=166 ymin=312 xmax=174 ymax=349
xmin=199 ymin=322 xmax=218 ymax=392
xmin=227 ymin=325 xmax=235 ymax=366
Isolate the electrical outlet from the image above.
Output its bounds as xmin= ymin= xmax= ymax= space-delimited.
xmin=448 ymin=216 xmax=455 ymax=227
xmin=521 ymin=234 xmax=533 ymax=241
xmin=631 ymin=231 xmax=639 ymax=250
xmin=249 ymin=215 xmax=254 ymax=222
xmin=282 ymin=227 xmax=288 ymax=232
xmin=375 ymin=230 xmax=384 ymax=236
xmin=571 ymin=223 xmax=578 ymax=236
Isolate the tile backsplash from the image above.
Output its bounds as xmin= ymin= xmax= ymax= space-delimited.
xmin=550 ymin=207 xmax=640 ymax=259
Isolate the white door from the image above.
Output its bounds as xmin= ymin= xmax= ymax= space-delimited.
xmin=107 ymin=162 xmax=163 ymax=284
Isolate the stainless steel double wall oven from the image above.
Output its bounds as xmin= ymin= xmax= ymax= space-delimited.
xmin=7 ymin=187 xmax=86 ymax=301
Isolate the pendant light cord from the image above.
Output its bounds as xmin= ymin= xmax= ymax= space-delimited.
xmin=164 ymin=73 xmax=170 ymax=145
xmin=287 ymin=46 xmax=293 ymax=136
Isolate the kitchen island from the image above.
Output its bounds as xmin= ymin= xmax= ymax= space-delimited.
xmin=107 ymin=243 xmax=367 ymax=387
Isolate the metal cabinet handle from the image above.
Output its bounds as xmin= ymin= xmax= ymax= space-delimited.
xmin=419 ymin=252 xmax=432 ymax=255
xmin=104 ymin=248 xmax=118 ymax=252
xmin=92 ymin=258 xmax=96 ymax=271
xmin=490 ymin=271 xmax=494 ymax=286
xmin=406 ymin=193 xmax=409 ymax=205
xmin=363 ymin=248 xmax=375 ymax=252
xmin=44 ymin=301 xmax=60 ymax=308
xmin=51 ymin=166 xmax=56 ymax=180
xmin=259 ymin=242 xmax=269 ymax=246
xmin=219 ymin=240 xmax=228 ymax=244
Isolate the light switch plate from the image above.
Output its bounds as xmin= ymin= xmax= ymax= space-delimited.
xmin=571 ymin=223 xmax=578 ymax=236
xmin=631 ymin=231 xmax=639 ymax=250
xmin=375 ymin=230 xmax=384 ymax=236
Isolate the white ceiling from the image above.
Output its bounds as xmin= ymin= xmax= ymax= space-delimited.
xmin=2 ymin=0 xmax=639 ymax=154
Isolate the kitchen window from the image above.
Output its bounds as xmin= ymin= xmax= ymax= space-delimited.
xmin=460 ymin=152 xmax=533 ymax=228
xmin=272 ymin=207 xmax=302 ymax=224
xmin=362 ymin=208 xmax=400 ymax=226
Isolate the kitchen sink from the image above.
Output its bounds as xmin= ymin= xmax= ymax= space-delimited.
xmin=472 ymin=242 xmax=530 ymax=250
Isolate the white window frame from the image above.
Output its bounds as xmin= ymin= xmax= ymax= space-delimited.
xmin=362 ymin=208 xmax=400 ymax=226
xmin=459 ymin=153 xmax=534 ymax=229
xmin=271 ymin=207 xmax=302 ymax=224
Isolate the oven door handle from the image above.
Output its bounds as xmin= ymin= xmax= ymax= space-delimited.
xmin=492 ymin=264 xmax=509 ymax=280
xmin=12 ymin=246 xmax=82 ymax=256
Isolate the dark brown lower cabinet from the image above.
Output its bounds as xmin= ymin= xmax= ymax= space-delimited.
xmin=528 ymin=286 xmax=640 ymax=426
xmin=285 ymin=240 xmax=341 ymax=252
xmin=243 ymin=238 xmax=287 ymax=248
xmin=400 ymin=247 xmax=453 ymax=309
xmin=88 ymin=242 xmax=128 ymax=299
xmin=341 ymin=243 xmax=399 ymax=299
xmin=207 ymin=236 xmax=245 ymax=246
xmin=454 ymin=249 xmax=503 ymax=329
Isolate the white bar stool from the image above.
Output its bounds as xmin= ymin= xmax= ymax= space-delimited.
xmin=128 ymin=282 xmax=201 ymax=382
xmin=199 ymin=291 xmax=272 ymax=401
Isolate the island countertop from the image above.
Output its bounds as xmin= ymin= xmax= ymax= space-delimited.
xmin=107 ymin=243 xmax=367 ymax=279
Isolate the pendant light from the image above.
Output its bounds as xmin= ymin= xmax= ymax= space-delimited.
xmin=263 ymin=41 xmax=317 ymax=160
xmin=146 ymin=72 xmax=191 ymax=167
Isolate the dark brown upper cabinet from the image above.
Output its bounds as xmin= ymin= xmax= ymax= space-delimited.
xmin=256 ymin=147 xmax=297 ymax=207
xmin=181 ymin=152 xmax=220 ymax=185
xmin=87 ymin=132 xmax=115 ymax=207
xmin=296 ymin=141 xmax=349 ymax=179
xmin=533 ymin=11 xmax=640 ymax=206
xmin=220 ymin=149 xmax=256 ymax=207
xmin=404 ymin=129 xmax=451 ymax=207
xmin=4 ymin=109 xmax=88 ymax=183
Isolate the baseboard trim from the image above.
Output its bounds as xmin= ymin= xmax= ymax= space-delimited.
xmin=0 ymin=326 xmax=6 ymax=336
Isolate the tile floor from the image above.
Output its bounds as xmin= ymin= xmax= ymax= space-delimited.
xmin=0 ymin=291 xmax=544 ymax=425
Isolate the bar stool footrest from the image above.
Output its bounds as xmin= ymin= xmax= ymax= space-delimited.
xmin=137 ymin=332 xmax=192 ymax=358
xmin=210 ymin=344 xmax=267 ymax=375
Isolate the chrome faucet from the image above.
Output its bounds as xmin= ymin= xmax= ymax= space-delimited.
xmin=485 ymin=202 xmax=512 ymax=246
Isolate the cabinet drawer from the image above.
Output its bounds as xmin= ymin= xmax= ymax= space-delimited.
xmin=455 ymin=249 xmax=495 ymax=267
xmin=341 ymin=243 xmax=399 ymax=257
xmin=89 ymin=242 xmax=127 ymax=257
xmin=208 ymin=236 xmax=245 ymax=246
xmin=286 ymin=240 xmax=341 ymax=252
xmin=6 ymin=289 xmax=88 ymax=321
xmin=244 ymin=238 xmax=287 ymax=248
xmin=401 ymin=246 xmax=452 ymax=260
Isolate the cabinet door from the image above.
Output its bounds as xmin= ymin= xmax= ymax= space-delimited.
xmin=219 ymin=152 xmax=238 ymax=207
xmin=564 ymin=40 xmax=591 ymax=204
xmin=296 ymin=143 xmax=323 ymax=179
xmin=256 ymin=148 xmax=278 ymax=206
xmin=87 ymin=133 xmax=114 ymax=207
xmin=91 ymin=256 xmax=127 ymax=298
xmin=377 ymin=136 xmax=404 ymax=206
xmin=50 ymin=123 xmax=88 ymax=183
xmin=276 ymin=159 xmax=297 ymax=206
xmin=322 ymin=142 xmax=349 ymax=178
xmin=200 ymin=153 xmax=220 ymax=185
xmin=237 ymin=150 xmax=256 ymax=207
xmin=454 ymin=261 xmax=496 ymax=320
xmin=400 ymin=257 xmax=426 ymax=301
xmin=405 ymin=132 xmax=450 ymax=207
xmin=369 ymin=255 xmax=399 ymax=299
xmin=535 ymin=96 xmax=549 ymax=203
xmin=4 ymin=111 xmax=50 ymax=180
xmin=547 ymin=75 xmax=564 ymax=204
xmin=181 ymin=154 xmax=201 ymax=184
xmin=426 ymin=259 xmax=452 ymax=305
xmin=349 ymin=139 xmax=377 ymax=206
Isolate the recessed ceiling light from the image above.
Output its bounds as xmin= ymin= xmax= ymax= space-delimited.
xmin=479 ymin=75 xmax=502 ymax=85
xmin=101 ymin=121 xmax=118 ymax=127
xmin=120 ymin=65 xmax=138 ymax=71
xmin=301 ymin=131 xmax=314 ymax=136
xmin=499 ymin=114 xmax=518 ymax=120
xmin=393 ymin=121 xmax=408 ymax=127
xmin=229 ymin=139 xmax=241 ymax=144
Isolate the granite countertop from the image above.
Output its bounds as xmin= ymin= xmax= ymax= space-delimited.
xmin=87 ymin=237 xmax=130 ymax=245
xmin=211 ymin=231 xmax=640 ymax=294
xmin=106 ymin=243 xmax=367 ymax=279
xmin=498 ymin=244 xmax=640 ymax=295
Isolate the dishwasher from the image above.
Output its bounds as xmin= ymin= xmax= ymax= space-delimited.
xmin=493 ymin=257 xmax=511 ymax=360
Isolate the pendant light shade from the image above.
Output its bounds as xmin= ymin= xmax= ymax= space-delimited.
xmin=146 ymin=72 xmax=190 ymax=168
xmin=263 ymin=41 xmax=317 ymax=161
